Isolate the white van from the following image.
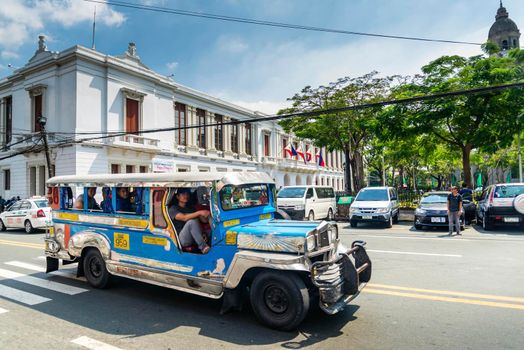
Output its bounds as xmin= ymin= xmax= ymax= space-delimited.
xmin=277 ymin=186 xmax=336 ymax=221
xmin=349 ymin=186 xmax=400 ymax=228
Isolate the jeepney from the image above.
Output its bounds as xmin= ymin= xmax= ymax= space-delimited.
xmin=44 ymin=172 xmax=371 ymax=330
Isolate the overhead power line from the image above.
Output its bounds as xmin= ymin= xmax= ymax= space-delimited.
xmin=83 ymin=0 xmax=483 ymax=46
xmin=45 ymin=81 xmax=524 ymax=143
xmin=3 ymin=81 xmax=522 ymax=162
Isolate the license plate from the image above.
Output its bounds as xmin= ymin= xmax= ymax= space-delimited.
xmin=431 ymin=217 xmax=445 ymax=223
xmin=504 ymin=217 xmax=519 ymax=223
xmin=362 ymin=215 xmax=373 ymax=220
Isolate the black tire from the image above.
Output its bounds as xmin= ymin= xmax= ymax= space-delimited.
xmin=250 ymin=271 xmax=309 ymax=331
xmin=385 ymin=214 xmax=393 ymax=228
xmin=24 ymin=220 xmax=34 ymax=234
xmin=350 ymin=220 xmax=358 ymax=228
xmin=0 ymin=219 xmax=6 ymax=231
xmin=393 ymin=211 xmax=399 ymax=224
xmin=482 ymin=215 xmax=493 ymax=231
xmin=83 ymin=249 xmax=111 ymax=288
xmin=307 ymin=211 xmax=315 ymax=221
xmin=327 ymin=208 xmax=334 ymax=221
xmin=414 ymin=221 xmax=422 ymax=230
xmin=275 ymin=209 xmax=291 ymax=220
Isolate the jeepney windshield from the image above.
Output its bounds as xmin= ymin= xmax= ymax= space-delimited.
xmin=220 ymin=184 xmax=270 ymax=211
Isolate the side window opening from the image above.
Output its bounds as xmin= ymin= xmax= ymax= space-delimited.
xmin=60 ymin=187 xmax=74 ymax=210
xmin=152 ymin=189 xmax=168 ymax=229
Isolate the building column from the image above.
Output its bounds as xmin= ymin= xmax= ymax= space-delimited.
xmin=238 ymin=121 xmax=245 ymax=155
xmin=187 ymin=106 xmax=198 ymax=149
xmin=207 ymin=111 xmax=216 ymax=152
xmin=224 ymin=116 xmax=232 ymax=155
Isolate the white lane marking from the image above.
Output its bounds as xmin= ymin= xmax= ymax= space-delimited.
xmin=0 ymin=268 xmax=87 ymax=295
xmin=71 ymin=336 xmax=123 ymax=350
xmin=0 ymin=307 xmax=9 ymax=314
xmin=5 ymin=261 xmax=44 ymax=272
xmin=5 ymin=261 xmax=86 ymax=281
xmin=367 ymin=249 xmax=462 ymax=258
xmin=347 ymin=234 xmax=472 ymax=242
xmin=0 ymin=284 xmax=51 ymax=305
xmin=36 ymin=256 xmax=46 ymax=260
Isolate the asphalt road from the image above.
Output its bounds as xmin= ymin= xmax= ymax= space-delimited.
xmin=0 ymin=222 xmax=523 ymax=350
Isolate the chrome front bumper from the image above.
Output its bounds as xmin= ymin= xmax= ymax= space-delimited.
xmin=310 ymin=240 xmax=372 ymax=314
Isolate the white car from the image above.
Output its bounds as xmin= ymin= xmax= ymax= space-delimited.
xmin=0 ymin=197 xmax=53 ymax=233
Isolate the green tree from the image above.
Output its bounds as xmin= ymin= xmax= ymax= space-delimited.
xmin=382 ymin=52 xmax=524 ymax=188
xmin=279 ymin=72 xmax=394 ymax=193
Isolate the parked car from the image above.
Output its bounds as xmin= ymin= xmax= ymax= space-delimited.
xmin=414 ymin=192 xmax=465 ymax=230
xmin=0 ymin=197 xmax=53 ymax=233
xmin=277 ymin=186 xmax=336 ymax=221
xmin=476 ymin=183 xmax=524 ymax=230
xmin=349 ymin=187 xmax=400 ymax=228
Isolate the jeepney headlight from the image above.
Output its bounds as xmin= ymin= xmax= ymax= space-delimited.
xmin=306 ymin=234 xmax=316 ymax=252
xmin=328 ymin=225 xmax=338 ymax=242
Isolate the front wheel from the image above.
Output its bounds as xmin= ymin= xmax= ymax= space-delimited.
xmin=385 ymin=214 xmax=393 ymax=228
xmin=327 ymin=208 xmax=334 ymax=221
xmin=307 ymin=211 xmax=315 ymax=221
xmin=24 ymin=220 xmax=34 ymax=234
xmin=250 ymin=271 xmax=309 ymax=331
xmin=83 ymin=249 xmax=111 ymax=288
xmin=350 ymin=220 xmax=358 ymax=228
xmin=0 ymin=219 xmax=6 ymax=231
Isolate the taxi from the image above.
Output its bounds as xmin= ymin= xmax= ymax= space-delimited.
xmin=0 ymin=197 xmax=53 ymax=233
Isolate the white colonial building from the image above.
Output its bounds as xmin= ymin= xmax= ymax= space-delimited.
xmin=0 ymin=37 xmax=344 ymax=199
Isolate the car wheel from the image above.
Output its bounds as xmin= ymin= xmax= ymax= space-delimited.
xmin=24 ymin=220 xmax=34 ymax=234
xmin=275 ymin=209 xmax=291 ymax=220
xmin=482 ymin=215 xmax=493 ymax=231
xmin=83 ymin=249 xmax=111 ymax=289
xmin=0 ymin=219 xmax=6 ymax=231
xmin=414 ymin=221 xmax=422 ymax=230
xmin=350 ymin=220 xmax=358 ymax=228
xmin=327 ymin=208 xmax=334 ymax=221
xmin=385 ymin=214 xmax=393 ymax=228
xmin=393 ymin=212 xmax=399 ymax=224
xmin=308 ymin=211 xmax=315 ymax=221
xmin=250 ymin=271 xmax=309 ymax=331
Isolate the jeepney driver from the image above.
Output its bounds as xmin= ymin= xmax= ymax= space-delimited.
xmin=169 ymin=188 xmax=211 ymax=254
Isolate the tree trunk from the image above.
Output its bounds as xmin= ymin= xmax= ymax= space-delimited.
xmin=462 ymin=144 xmax=473 ymax=188
xmin=343 ymin=146 xmax=353 ymax=194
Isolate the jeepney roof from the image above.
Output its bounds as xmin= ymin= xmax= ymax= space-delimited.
xmin=46 ymin=172 xmax=275 ymax=188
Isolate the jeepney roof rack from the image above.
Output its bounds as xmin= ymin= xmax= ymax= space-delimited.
xmin=46 ymin=172 xmax=275 ymax=188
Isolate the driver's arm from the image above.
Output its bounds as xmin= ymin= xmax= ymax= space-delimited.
xmin=175 ymin=210 xmax=210 ymax=222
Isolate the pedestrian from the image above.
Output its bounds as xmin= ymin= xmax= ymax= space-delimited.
xmin=447 ymin=186 xmax=462 ymax=236
xmin=459 ymin=182 xmax=473 ymax=199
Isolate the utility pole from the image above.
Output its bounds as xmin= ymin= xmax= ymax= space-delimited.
xmin=39 ymin=115 xmax=54 ymax=179
xmin=519 ymin=129 xmax=522 ymax=183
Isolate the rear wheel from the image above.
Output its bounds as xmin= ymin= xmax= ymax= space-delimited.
xmin=482 ymin=214 xmax=493 ymax=231
xmin=0 ymin=219 xmax=6 ymax=231
xmin=308 ymin=211 xmax=315 ymax=221
xmin=250 ymin=271 xmax=309 ymax=331
xmin=83 ymin=249 xmax=111 ymax=288
xmin=24 ymin=220 xmax=34 ymax=234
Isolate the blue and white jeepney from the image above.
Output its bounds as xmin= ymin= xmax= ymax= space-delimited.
xmin=45 ymin=172 xmax=371 ymax=330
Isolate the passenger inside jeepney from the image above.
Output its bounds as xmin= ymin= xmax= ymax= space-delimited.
xmin=74 ymin=187 xmax=100 ymax=210
xmin=116 ymin=187 xmax=134 ymax=212
xmin=168 ymin=188 xmax=211 ymax=254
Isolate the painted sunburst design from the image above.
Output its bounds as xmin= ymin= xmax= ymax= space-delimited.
xmin=237 ymin=233 xmax=304 ymax=253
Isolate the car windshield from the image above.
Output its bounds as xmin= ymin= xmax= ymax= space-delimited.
xmin=494 ymin=185 xmax=524 ymax=198
xmin=221 ymin=184 xmax=270 ymax=210
xmin=34 ymin=200 xmax=49 ymax=208
xmin=277 ymin=187 xmax=306 ymax=198
xmin=355 ymin=189 xmax=388 ymax=201
xmin=421 ymin=194 xmax=448 ymax=204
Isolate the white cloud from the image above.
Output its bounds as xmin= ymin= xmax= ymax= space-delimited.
xmin=0 ymin=0 xmax=125 ymax=50
xmin=216 ymin=36 xmax=249 ymax=54
xmin=166 ymin=61 xmax=179 ymax=72
xmin=1 ymin=51 xmax=19 ymax=60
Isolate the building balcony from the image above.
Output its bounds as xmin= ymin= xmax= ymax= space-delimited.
xmin=278 ymin=157 xmax=318 ymax=172
xmin=107 ymin=135 xmax=160 ymax=149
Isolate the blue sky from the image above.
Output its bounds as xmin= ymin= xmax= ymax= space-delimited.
xmin=1 ymin=0 xmax=522 ymax=113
